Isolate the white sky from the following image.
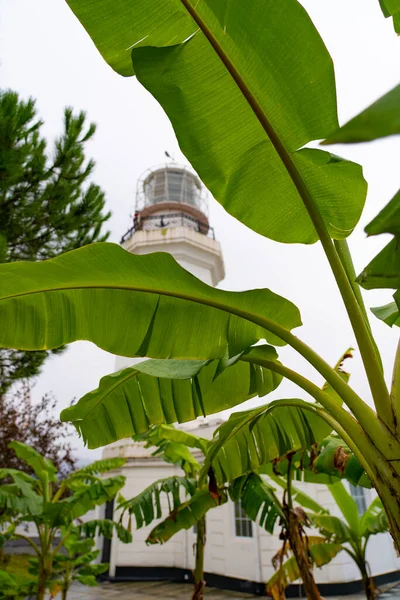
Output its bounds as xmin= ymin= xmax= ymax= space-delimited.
xmin=1 ymin=0 xmax=399 ymax=461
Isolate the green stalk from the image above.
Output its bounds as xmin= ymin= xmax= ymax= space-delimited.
xmin=242 ymin=352 xmax=400 ymax=459
xmin=333 ymin=240 xmax=374 ymax=336
xmin=286 ymin=457 xmax=293 ymax=510
xmin=13 ymin=533 xmax=40 ymax=556
xmin=391 ymin=339 xmax=400 ymax=436
xmin=178 ymin=0 xmax=391 ymax=429
xmin=192 ymin=516 xmax=206 ymax=600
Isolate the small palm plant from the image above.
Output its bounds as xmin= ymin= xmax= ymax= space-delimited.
xmin=118 ymin=424 xmax=225 ymax=600
xmin=309 ymin=482 xmax=388 ymax=600
xmin=0 ymin=442 xmax=131 ymax=600
xmin=260 ymin=464 xmax=388 ymax=600
xmin=46 ymin=533 xmax=108 ymax=600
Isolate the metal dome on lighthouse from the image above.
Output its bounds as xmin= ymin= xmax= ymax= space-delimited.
xmin=122 ymin=164 xmax=211 ymax=240
xmin=120 ymin=162 xmax=225 ymax=288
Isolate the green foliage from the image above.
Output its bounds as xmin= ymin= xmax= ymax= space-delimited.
xmin=0 ymin=243 xmax=300 ymax=356
xmin=147 ymin=488 xmax=226 ymax=544
xmin=203 ymin=400 xmax=332 ymax=484
xmin=2 ymin=0 xmax=400 ymax=566
xmin=312 ymin=437 xmax=372 ymax=488
xmin=323 ymin=84 xmax=400 ymax=145
xmin=0 ymin=89 xmax=110 ymax=392
xmin=66 ymin=0 xmax=367 ymax=245
xmin=229 ymin=473 xmax=284 ymax=534
xmin=0 ymin=568 xmax=35 ymax=600
xmin=74 ymin=519 xmax=132 ymax=544
xmin=8 ymin=441 xmax=58 ymax=482
xmin=266 ymin=537 xmax=342 ymax=599
xmin=62 ymin=349 xmax=282 ymax=449
xmin=118 ymin=476 xmax=197 ymax=529
xmin=378 ymin=1 xmax=400 ymax=32
xmin=358 ymin=193 xmax=400 ymax=327
xmin=0 ymin=442 xmax=129 ymax=600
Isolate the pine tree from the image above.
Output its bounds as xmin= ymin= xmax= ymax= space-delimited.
xmin=0 ymin=89 xmax=111 ymax=393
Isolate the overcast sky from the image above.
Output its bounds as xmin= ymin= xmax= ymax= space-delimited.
xmin=1 ymin=0 xmax=399 ymax=461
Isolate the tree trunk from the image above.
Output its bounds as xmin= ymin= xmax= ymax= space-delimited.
xmin=359 ymin=563 xmax=375 ymax=600
xmin=286 ymin=509 xmax=321 ymax=600
xmin=192 ymin=517 xmax=206 ymax=600
xmin=36 ymin=570 xmax=47 ymax=600
xmin=62 ymin=586 xmax=69 ymax=600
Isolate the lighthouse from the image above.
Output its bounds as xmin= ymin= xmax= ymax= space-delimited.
xmin=114 ymin=163 xmax=225 ymax=372
xmin=121 ymin=163 xmax=224 ymax=285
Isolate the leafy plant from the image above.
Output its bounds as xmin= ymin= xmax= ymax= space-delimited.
xmin=231 ymin=459 xmax=341 ymax=600
xmin=0 ymin=442 xmax=130 ymax=600
xmin=118 ymin=425 xmax=224 ymax=600
xmin=309 ymin=482 xmax=388 ymax=600
xmin=1 ymin=0 xmax=400 ymax=569
xmin=0 ymin=89 xmax=111 ymax=393
xmin=0 ymin=569 xmax=35 ymax=600
xmin=259 ymin=462 xmax=387 ymax=600
xmin=37 ymin=533 xmax=108 ymax=600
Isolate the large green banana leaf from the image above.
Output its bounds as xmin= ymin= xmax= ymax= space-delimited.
xmin=357 ymin=239 xmax=400 ymax=291
xmin=357 ymin=192 xmax=400 ymax=327
xmin=360 ymin=497 xmax=388 ymax=538
xmin=138 ymin=424 xmax=209 ymax=454
xmin=204 ymin=399 xmax=331 ymax=484
xmin=61 ymin=347 xmax=282 ymax=448
xmin=8 ymin=441 xmax=57 ymax=482
xmin=146 ymin=488 xmax=226 ymax=544
xmin=118 ymin=476 xmax=197 ymax=530
xmin=328 ymin=482 xmax=360 ymax=538
xmin=229 ymin=473 xmax=284 ymax=534
xmin=41 ymin=476 xmax=126 ymax=527
xmin=73 ymin=519 xmax=132 ymax=544
xmin=0 ymin=243 xmax=300 ymax=356
xmin=0 ymin=479 xmax=42 ymax=516
xmin=266 ymin=536 xmax=342 ymax=598
xmin=308 ymin=513 xmax=352 ymax=544
xmin=380 ymin=0 xmax=400 ymax=16
xmin=66 ymin=0 xmax=366 ymax=244
xmin=324 ymin=84 xmax=400 ymax=145
xmin=136 ymin=425 xmax=205 ymax=477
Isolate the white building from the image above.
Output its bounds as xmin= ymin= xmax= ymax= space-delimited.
xmin=100 ymin=165 xmax=400 ymax=595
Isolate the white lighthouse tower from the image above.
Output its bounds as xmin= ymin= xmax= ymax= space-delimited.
xmin=121 ymin=163 xmax=224 ymax=285
xmin=114 ymin=163 xmax=225 ymax=371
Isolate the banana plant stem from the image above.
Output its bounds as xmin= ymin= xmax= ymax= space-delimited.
xmin=178 ymin=0 xmax=391 ymax=430
xmin=333 ymin=240 xmax=374 ymax=337
xmin=391 ymin=339 xmax=400 ymax=436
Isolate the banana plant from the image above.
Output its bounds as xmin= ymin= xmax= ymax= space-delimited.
xmin=118 ymin=425 xmax=223 ymax=600
xmin=0 ymin=442 xmax=130 ymax=600
xmin=40 ymin=534 xmax=108 ymax=600
xmin=233 ymin=458 xmax=342 ymax=600
xmin=309 ymin=482 xmax=389 ymax=600
xmin=1 ymin=0 xmax=400 ymax=554
xmin=256 ymin=458 xmax=385 ymax=600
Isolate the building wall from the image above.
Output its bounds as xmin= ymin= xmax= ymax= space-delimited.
xmin=102 ymin=423 xmax=400 ymax=586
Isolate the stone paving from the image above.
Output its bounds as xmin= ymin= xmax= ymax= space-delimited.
xmin=67 ymin=580 xmax=255 ymax=599
xmin=66 ymin=580 xmax=400 ymax=600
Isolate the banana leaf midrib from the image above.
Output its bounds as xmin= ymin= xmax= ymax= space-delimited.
xmin=177 ymin=0 xmax=327 ymax=237
xmin=0 ymin=282 xmax=289 ymax=340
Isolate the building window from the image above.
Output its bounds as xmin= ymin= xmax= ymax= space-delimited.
xmin=349 ymin=484 xmax=367 ymax=515
xmin=234 ymin=501 xmax=253 ymax=538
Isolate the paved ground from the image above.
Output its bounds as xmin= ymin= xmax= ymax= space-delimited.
xmin=66 ymin=580 xmax=400 ymax=600
xmin=67 ymin=580 xmax=255 ymax=599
